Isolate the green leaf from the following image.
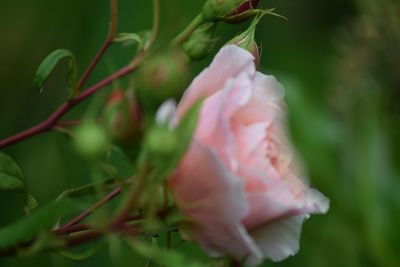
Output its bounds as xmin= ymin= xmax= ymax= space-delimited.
xmin=0 ymin=199 xmax=77 ymax=250
xmin=126 ymin=239 xmax=205 ymax=267
xmin=0 ymin=153 xmax=37 ymax=213
xmin=33 ymin=49 xmax=78 ymax=99
xmin=0 ymin=174 xmax=25 ymax=191
xmin=0 ymin=153 xmax=26 ymax=190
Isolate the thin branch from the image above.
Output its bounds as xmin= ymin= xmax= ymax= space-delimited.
xmin=53 ymin=223 xmax=90 ymax=235
xmin=77 ymin=0 xmax=119 ymax=90
xmin=0 ymin=53 xmax=144 ymax=149
xmin=55 ymin=186 xmax=122 ymax=233
xmin=172 ymin=14 xmax=204 ymax=47
xmin=55 ymin=118 xmax=102 ymax=128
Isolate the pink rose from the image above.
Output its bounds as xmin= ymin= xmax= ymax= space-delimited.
xmin=168 ymin=45 xmax=329 ymax=266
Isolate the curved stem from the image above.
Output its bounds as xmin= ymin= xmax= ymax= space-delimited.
xmin=144 ymin=0 xmax=160 ymax=52
xmin=0 ymin=54 xmax=144 ymax=149
xmin=172 ymin=14 xmax=204 ymax=47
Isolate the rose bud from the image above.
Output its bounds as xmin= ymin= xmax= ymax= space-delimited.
xmin=168 ymin=45 xmax=329 ymax=266
xmin=74 ymin=122 xmax=109 ymax=160
xmin=202 ymin=0 xmax=260 ymax=23
xmin=227 ymin=14 xmax=262 ymax=66
xmin=182 ymin=22 xmax=218 ymax=60
xmin=136 ymin=49 xmax=190 ymax=110
xmin=104 ymin=89 xmax=142 ymax=145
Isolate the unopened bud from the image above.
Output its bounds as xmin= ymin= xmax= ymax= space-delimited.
xmin=104 ymin=89 xmax=142 ymax=144
xmin=145 ymin=126 xmax=177 ymax=157
xmin=74 ymin=123 xmax=109 ymax=160
xmin=227 ymin=12 xmax=266 ymax=66
xmin=136 ymin=49 xmax=189 ymax=109
xmin=182 ymin=22 xmax=218 ymax=60
xmin=227 ymin=31 xmax=260 ymax=66
xmin=202 ymin=0 xmax=260 ymax=23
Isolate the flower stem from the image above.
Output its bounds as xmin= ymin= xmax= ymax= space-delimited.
xmin=172 ymin=14 xmax=204 ymax=47
xmin=77 ymin=0 xmax=118 ymax=90
xmin=145 ymin=0 xmax=160 ymax=52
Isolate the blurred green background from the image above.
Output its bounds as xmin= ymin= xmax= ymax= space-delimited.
xmin=0 ymin=0 xmax=399 ymax=266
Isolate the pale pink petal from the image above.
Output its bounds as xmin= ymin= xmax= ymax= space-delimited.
xmin=304 ymin=188 xmax=330 ymax=214
xmin=233 ymin=123 xmax=270 ymax=172
xmin=233 ymin=73 xmax=285 ymax=125
xmin=244 ymin=192 xmax=299 ymax=229
xmin=253 ymin=73 xmax=285 ymax=104
xmin=249 ymin=215 xmax=308 ymax=263
xmin=243 ymin=176 xmax=329 ymax=230
xmin=169 ymin=141 xmax=262 ymax=263
xmin=176 ymin=45 xmax=256 ymax=117
xmin=196 ymin=71 xmax=253 ymax=171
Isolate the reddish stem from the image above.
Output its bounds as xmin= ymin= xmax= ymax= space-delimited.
xmin=0 ymin=62 xmax=140 ymax=149
xmin=77 ymin=40 xmax=112 ymax=91
xmin=55 ymin=186 xmax=122 ymax=233
xmin=53 ymin=223 xmax=90 ymax=235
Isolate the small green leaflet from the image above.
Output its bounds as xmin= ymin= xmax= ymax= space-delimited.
xmin=0 ymin=153 xmax=26 ymax=191
xmin=0 ymin=199 xmax=77 ymax=250
xmin=0 ymin=153 xmax=37 ymax=213
xmin=33 ymin=49 xmax=78 ymax=99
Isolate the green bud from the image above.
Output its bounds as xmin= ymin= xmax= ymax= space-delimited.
xmin=74 ymin=123 xmax=109 ymax=160
xmin=136 ymin=49 xmax=189 ymax=110
xmin=182 ymin=22 xmax=218 ymax=60
xmin=202 ymin=0 xmax=260 ymax=23
xmin=145 ymin=126 xmax=177 ymax=157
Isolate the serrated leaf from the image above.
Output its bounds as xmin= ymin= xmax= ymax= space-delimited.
xmin=126 ymin=239 xmax=205 ymax=267
xmin=33 ymin=49 xmax=78 ymax=99
xmin=0 ymin=199 xmax=77 ymax=250
xmin=57 ymin=242 xmax=105 ymax=261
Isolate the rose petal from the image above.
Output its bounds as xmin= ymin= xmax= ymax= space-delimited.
xmin=169 ymin=141 xmax=263 ymax=264
xmin=249 ymin=215 xmax=308 ymax=263
xmin=304 ymin=188 xmax=330 ymax=214
xmin=196 ymin=71 xmax=253 ymax=170
xmin=233 ymin=73 xmax=284 ymax=126
xmin=177 ymin=45 xmax=256 ymax=117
